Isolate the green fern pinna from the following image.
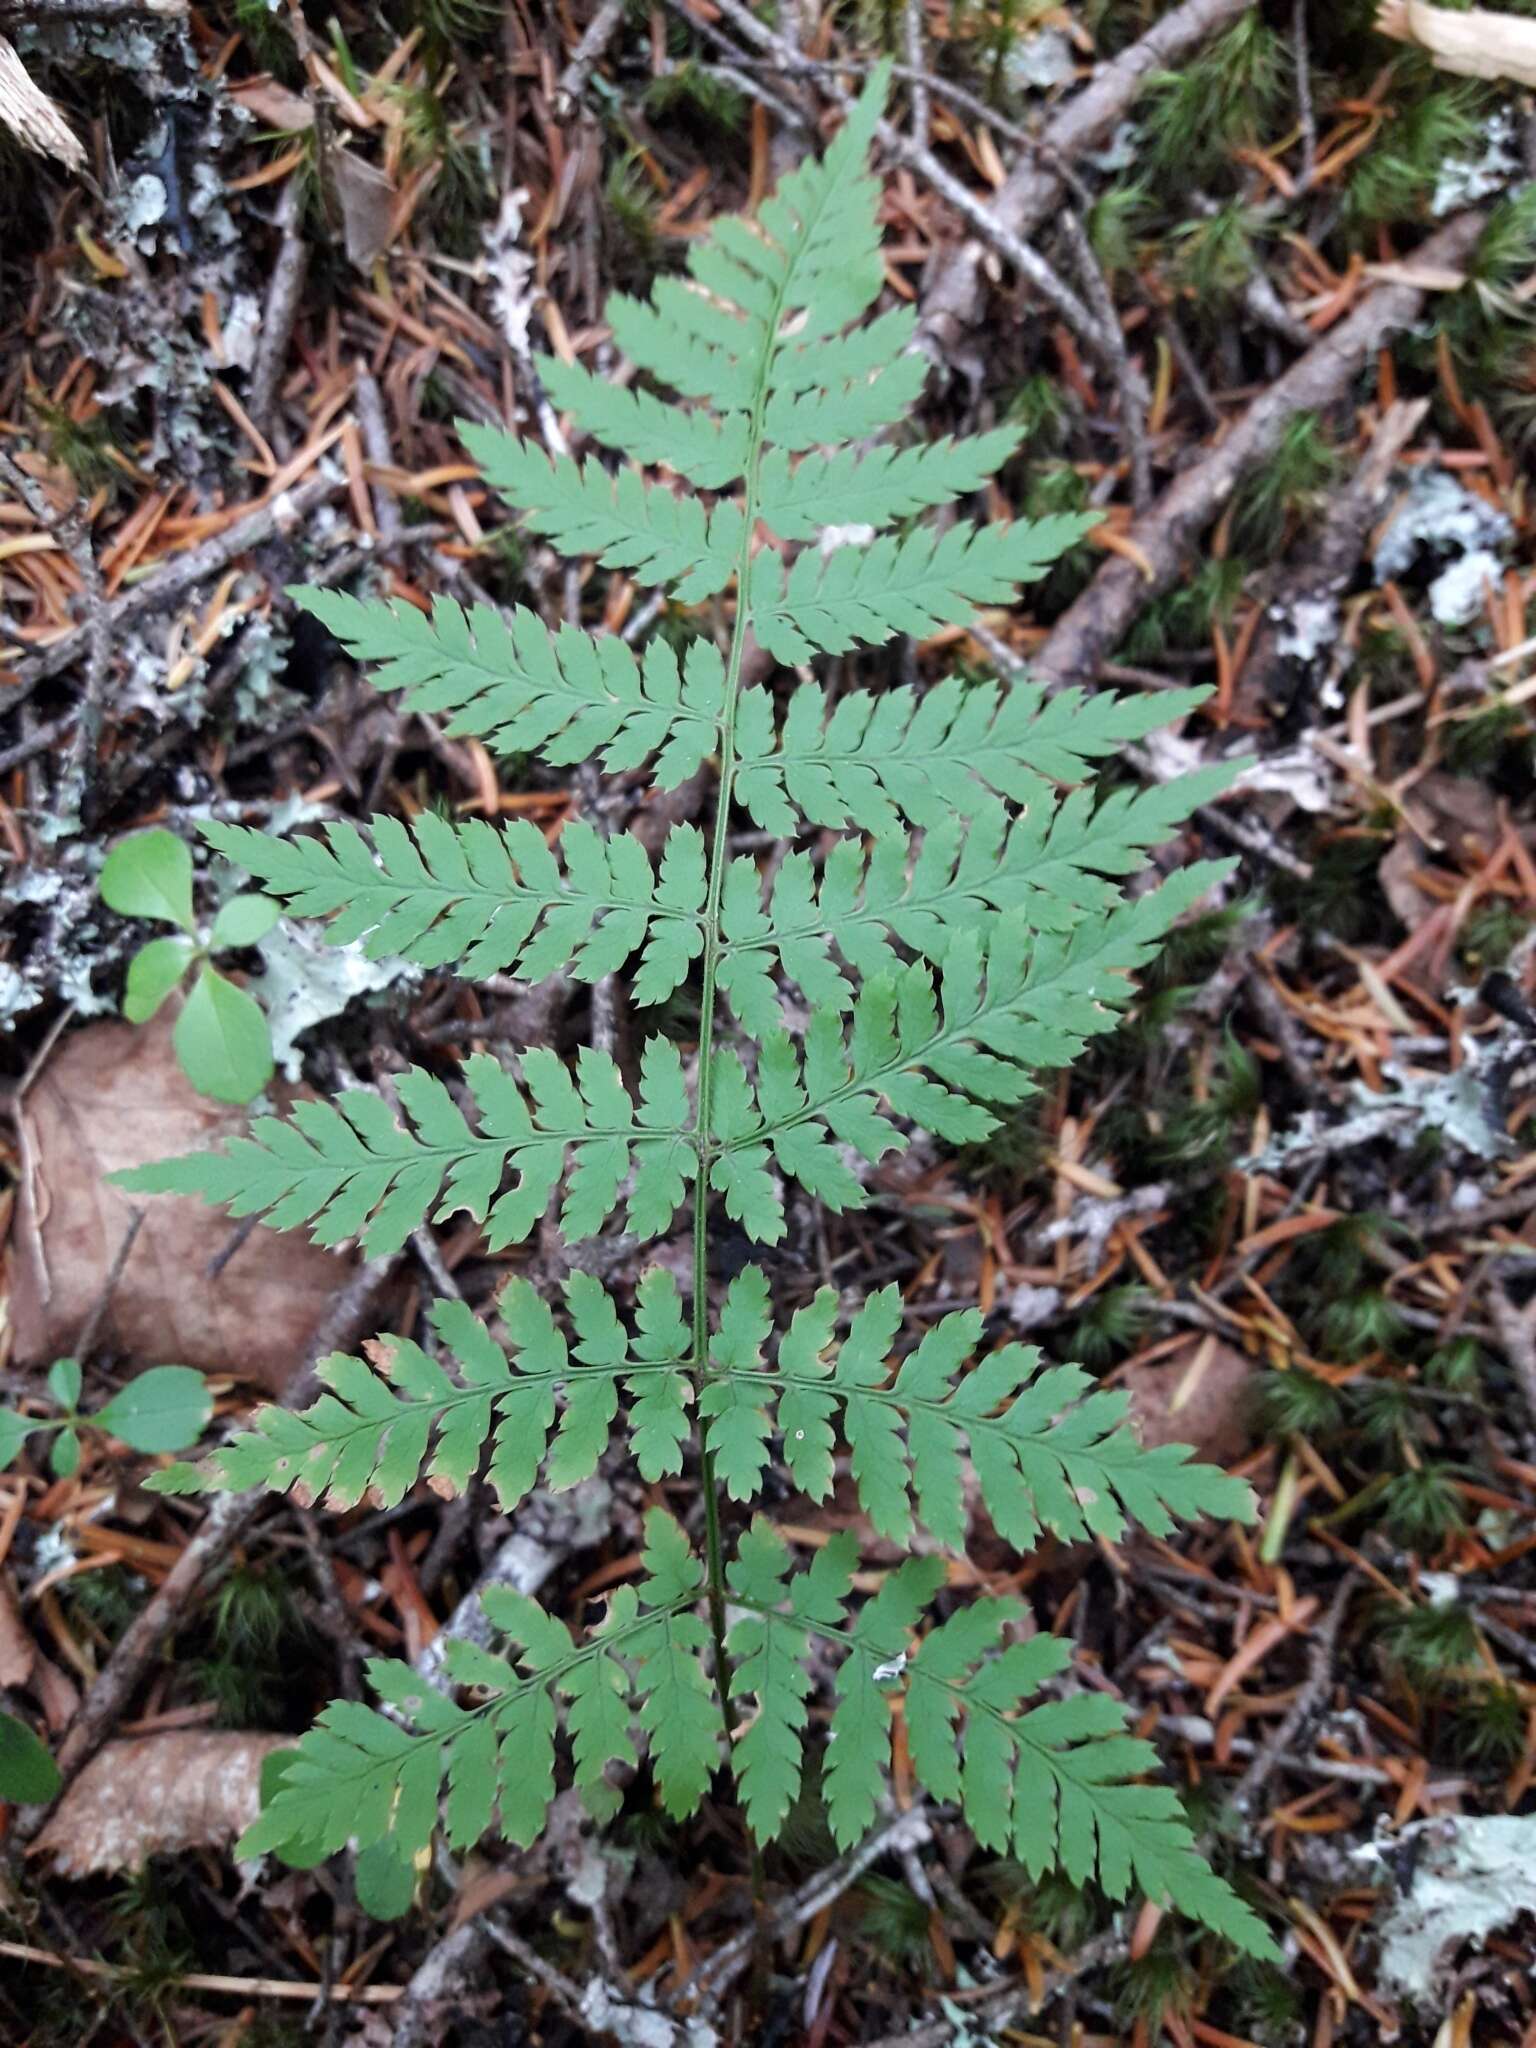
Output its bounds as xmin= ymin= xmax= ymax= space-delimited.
xmin=119 ymin=71 xmax=1274 ymax=1958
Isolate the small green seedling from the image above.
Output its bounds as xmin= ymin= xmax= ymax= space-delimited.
xmin=100 ymin=828 xmax=279 ymax=1104
xmin=0 ymin=1359 xmax=213 ymax=1480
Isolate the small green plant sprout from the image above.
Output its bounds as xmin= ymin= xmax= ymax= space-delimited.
xmin=100 ymin=827 xmax=279 ymax=1105
xmin=0 ymin=1359 xmax=212 ymax=1481
xmin=114 ymin=73 xmax=1277 ymax=1959
xmin=0 ymin=1708 xmax=61 ymax=1805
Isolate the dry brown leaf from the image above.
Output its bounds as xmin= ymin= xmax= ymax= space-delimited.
xmin=8 ymin=1013 xmax=355 ymax=1392
xmin=1377 ymin=0 xmax=1536 ymax=85
xmin=330 ymin=148 xmax=396 ymax=270
xmin=1122 ymin=1339 xmax=1256 ymax=1468
xmin=1379 ymin=834 xmax=1436 ymax=931
xmin=0 ymin=1573 xmax=34 ymax=1690
xmin=0 ymin=37 xmax=85 ymax=170
xmin=30 ymin=1732 xmax=287 ymax=1876
xmin=228 ymin=77 xmax=316 ymax=131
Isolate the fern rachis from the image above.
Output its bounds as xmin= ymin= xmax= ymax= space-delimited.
xmin=117 ymin=69 xmax=1274 ymax=1962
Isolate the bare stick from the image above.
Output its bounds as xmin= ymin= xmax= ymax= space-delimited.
xmin=0 ymin=444 xmax=110 ymax=797
xmin=689 ymin=1805 xmax=933 ymax=2011
xmin=1292 ymin=0 xmax=1316 ymax=194
xmin=1059 ymin=207 xmax=1152 ymax=509
xmin=554 ymin=0 xmax=627 ymax=114
xmin=1229 ymin=1570 xmax=1357 ymax=1825
xmin=352 ymin=364 xmax=401 ymax=545
xmin=71 ymin=1209 xmax=145 ymax=1361
xmin=7 ymin=471 xmax=342 ymax=697
xmin=902 ymin=0 xmax=928 ymax=151
xmin=249 ymin=180 xmax=310 ymax=437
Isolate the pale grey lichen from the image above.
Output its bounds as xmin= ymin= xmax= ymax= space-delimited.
xmin=1374 ymin=469 xmax=1513 ymax=628
xmin=1368 ymin=1815 xmax=1536 ymax=2003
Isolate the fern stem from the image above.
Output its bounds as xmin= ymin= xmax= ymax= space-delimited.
xmin=689 ymin=203 xmax=804 ymax=1790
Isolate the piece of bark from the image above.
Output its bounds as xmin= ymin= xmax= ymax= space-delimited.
xmin=29 ymin=1730 xmax=286 ymax=1875
xmin=1032 ymin=213 xmax=1486 ymax=689
xmin=0 ymin=33 xmax=83 ymax=167
xmin=1377 ymin=0 xmax=1536 ymax=86
xmin=0 ymin=1573 xmax=33 ymax=1689
xmin=9 ymin=1012 xmax=354 ymax=1392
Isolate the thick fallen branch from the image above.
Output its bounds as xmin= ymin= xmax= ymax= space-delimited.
xmin=1034 ymin=211 xmax=1486 ymax=687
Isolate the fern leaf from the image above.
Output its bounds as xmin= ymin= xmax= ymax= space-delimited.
xmin=824 ymin=1555 xmax=946 ymax=1846
xmin=203 ymin=814 xmax=705 ymax=1003
xmin=757 ymin=428 xmax=1020 ymax=541
xmin=726 ymin=1521 xmax=856 ymax=1839
xmin=539 ymin=357 xmax=752 ymax=488
xmin=712 ymin=1273 xmax=1256 ymax=1547
xmin=733 ymin=677 xmax=1203 ymax=837
xmin=147 ymin=1274 xmax=692 ymax=1509
xmin=749 ymin=515 xmax=1098 ymax=666
xmin=113 ymin=1045 xmax=696 ymax=1255
xmin=717 ymin=768 xmax=1236 ymax=1032
xmin=726 ymin=866 xmax=1232 ymax=1226
xmin=239 ymin=1509 xmax=708 ymax=1862
xmin=761 ymin=352 xmax=929 ymax=454
xmin=291 ymin=589 xmax=725 ymax=788
xmin=905 ymin=1615 xmax=1277 ymax=1957
xmin=699 ymin=1265 xmax=776 ymax=1499
xmin=459 ymin=423 xmax=743 ymax=599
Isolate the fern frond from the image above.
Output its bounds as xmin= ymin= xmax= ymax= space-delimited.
xmin=749 ymin=515 xmax=1098 ymax=665
xmin=458 ymin=424 xmax=743 ymax=598
xmin=703 ymin=1273 xmax=1255 ymax=1546
xmin=239 ymin=1509 xmax=717 ymax=1863
xmin=757 ymin=428 xmax=1021 ymax=541
xmin=722 ymin=866 xmax=1232 ymax=1237
xmin=113 ymin=1045 xmax=694 ymax=1254
xmin=716 ymin=770 xmax=1237 ymax=1034
xmin=149 ymin=1270 xmax=692 ymax=1508
xmin=733 ymin=679 xmax=1203 ymax=837
xmin=291 ymin=591 xmax=725 ymax=788
xmin=202 ymin=814 xmax=706 ymax=1003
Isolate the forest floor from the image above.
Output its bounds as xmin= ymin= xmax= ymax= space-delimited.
xmin=3 ymin=0 xmax=1536 ymax=2043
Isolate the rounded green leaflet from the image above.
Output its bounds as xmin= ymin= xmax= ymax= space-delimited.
xmin=50 ymin=1427 xmax=81 ymax=1479
xmin=211 ymin=893 xmax=281 ymax=950
xmin=174 ymin=965 xmax=274 ymax=1105
xmin=100 ymin=829 xmax=196 ymax=935
xmin=0 ymin=1710 xmax=61 ymax=1804
xmin=96 ymin=1366 xmax=213 ymax=1453
xmin=47 ymin=1357 xmax=82 ymax=1409
xmin=0 ymin=1410 xmax=37 ymax=1472
xmin=124 ymin=935 xmax=197 ymax=1024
